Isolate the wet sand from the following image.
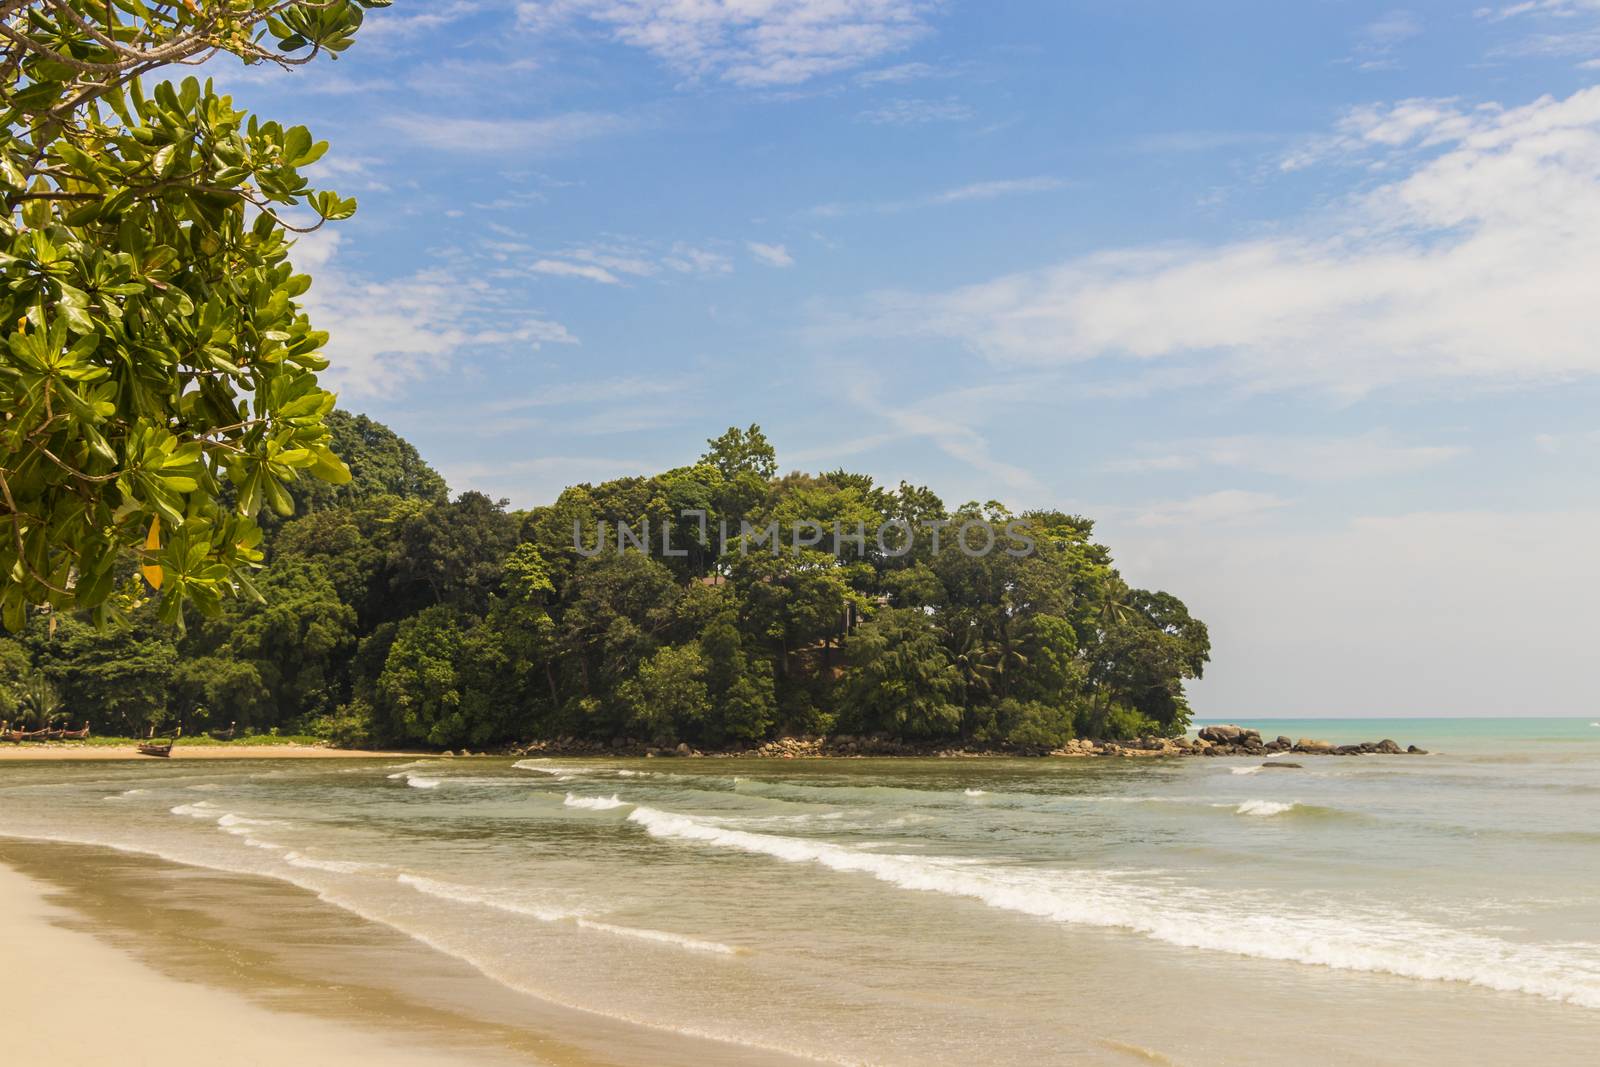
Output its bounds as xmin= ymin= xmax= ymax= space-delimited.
xmin=0 ymin=841 xmax=811 ymax=1067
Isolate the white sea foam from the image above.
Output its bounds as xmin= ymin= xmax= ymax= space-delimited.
xmin=398 ymin=874 xmax=578 ymax=923
xmin=575 ymin=919 xmax=737 ymax=955
xmin=104 ymin=788 xmax=148 ymax=800
xmin=1230 ymin=766 xmax=1264 ymax=776
xmin=1235 ymin=800 xmax=1294 ymax=816
xmin=404 ymin=776 xmax=442 ymax=790
xmin=963 ymin=788 xmax=988 ymax=797
xmin=283 ymin=851 xmax=373 ymax=874
xmin=216 ymin=813 xmax=285 ymax=835
xmin=169 ymin=801 xmax=218 ymax=819
xmin=512 ymin=760 xmax=576 ymax=776
xmin=625 ymin=804 xmax=1600 ymax=1009
xmin=564 ymin=793 xmax=627 ymax=810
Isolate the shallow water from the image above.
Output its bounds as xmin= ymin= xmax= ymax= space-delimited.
xmin=4 ymin=719 xmax=1599 ymax=1065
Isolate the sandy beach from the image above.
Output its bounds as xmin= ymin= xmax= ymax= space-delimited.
xmin=0 ymin=839 xmax=811 ymax=1067
xmin=0 ymin=858 xmax=524 ymax=1067
xmin=0 ymin=744 xmax=421 ymax=761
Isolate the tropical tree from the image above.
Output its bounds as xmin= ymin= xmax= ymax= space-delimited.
xmin=0 ymin=1 xmax=385 ymax=630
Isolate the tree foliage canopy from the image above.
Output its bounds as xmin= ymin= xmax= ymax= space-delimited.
xmin=1 ymin=1 xmax=386 ymax=631
xmin=5 ymin=416 xmax=1211 ymax=749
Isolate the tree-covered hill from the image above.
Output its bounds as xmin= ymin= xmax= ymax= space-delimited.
xmin=0 ymin=417 xmax=1209 ymax=749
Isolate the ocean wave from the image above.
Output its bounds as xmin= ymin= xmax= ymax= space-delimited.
xmin=963 ymin=788 xmax=988 ymax=797
xmin=169 ymin=801 xmax=218 ymax=819
xmin=397 ymin=874 xmax=578 ymax=922
xmin=398 ymin=874 xmax=735 ymax=955
xmin=1234 ymin=800 xmax=1294 ymax=816
xmin=512 ymin=760 xmax=578 ymax=780
xmin=564 ymin=793 xmax=628 ymax=810
xmin=103 ymin=788 xmax=149 ymax=800
xmin=283 ymin=851 xmax=375 ymax=874
xmin=1229 ymin=766 xmax=1264 ymax=776
xmin=575 ymin=919 xmax=738 ymax=955
xmin=403 ymin=776 xmax=442 ymax=789
xmin=216 ymin=813 xmax=288 ymax=836
xmin=625 ymin=804 xmax=1600 ymax=1009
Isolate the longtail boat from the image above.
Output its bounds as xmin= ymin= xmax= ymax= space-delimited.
xmin=59 ymin=722 xmax=91 ymax=740
xmin=209 ymin=721 xmax=237 ymax=741
xmin=138 ymin=724 xmax=181 ymax=757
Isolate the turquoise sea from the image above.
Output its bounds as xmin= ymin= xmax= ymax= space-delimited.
xmin=3 ymin=718 xmax=1599 ymax=1064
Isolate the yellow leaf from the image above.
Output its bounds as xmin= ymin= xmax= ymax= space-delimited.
xmin=141 ymin=517 xmax=164 ymax=590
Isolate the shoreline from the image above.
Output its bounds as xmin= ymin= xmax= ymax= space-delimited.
xmin=0 ymin=839 xmax=820 ymax=1067
xmin=0 ymin=743 xmax=424 ymax=761
xmin=0 ymin=851 xmax=526 ymax=1067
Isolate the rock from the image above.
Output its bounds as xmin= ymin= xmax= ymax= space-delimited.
xmin=1260 ymin=761 xmax=1303 ymax=769
xmin=1171 ymin=737 xmax=1194 ymax=750
xmin=1239 ymin=729 xmax=1263 ymax=747
xmin=1374 ymin=739 xmax=1403 ymax=754
xmin=676 ymin=742 xmax=692 ymax=756
xmin=1275 ymin=735 xmax=1294 ymax=749
xmin=1198 ymin=724 xmax=1244 ymax=744
xmin=1294 ymin=738 xmax=1334 ymax=753
xmin=1407 ymin=745 xmax=1429 ymax=754
xmin=1333 ymin=744 xmax=1365 ymax=755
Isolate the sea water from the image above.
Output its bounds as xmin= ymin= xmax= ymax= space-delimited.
xmin=3 ymin=719 xmax=1599 ymax=1064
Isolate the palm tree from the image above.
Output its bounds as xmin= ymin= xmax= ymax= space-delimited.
xmin=15 ymin=674 xmax=63 ymax=729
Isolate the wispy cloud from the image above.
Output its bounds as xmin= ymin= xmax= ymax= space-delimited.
xmin=1125 ymin=490 xmax=1291 ymax=528
xmin=384 ymin=112 xmax=629 ymax=154
xmin=747 ymin=241 xmax=796 ymax=267
xmin=813 ymin=176 xmax=1068 ymax=217
xmin=856 ymin=97 xmax=973 ymax=125
xmin=292 ymin=233 xmax=576 ymax=400
xmin=1348 ymin=9 xmax=1424 ymax=70
xmin=855 ymin=61 xmax=944 ymax=85
xmin=855 ymin=87 xmax=1600 ymax=394
xmin=481 ymin=376 xmax=685 ymax=414
xmin=1106 ymin=433 xmax=1466 ymax=481
xmin=531 ymin=259 xmax=623 ymax=284
xmin=518 ymin=0 xmax=942 ymax=87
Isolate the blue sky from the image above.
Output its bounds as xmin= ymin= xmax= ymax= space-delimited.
xmin=220 ymin=1 xmax=1600 ymax=717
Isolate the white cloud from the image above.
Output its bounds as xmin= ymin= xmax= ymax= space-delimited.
xmin=291 ymin=233 xmax=575 ymax=399
xmin=855 ymin=61 xmax=942 ymax=85
xmin=1365 ymin=9 xmax=1424 ymax=46
xmin=1478 ymin=1 xmax=1600 ymax=21
xmin=384 ymin=112 xmax=628 ymax=154
xmin=1122 ymin=490 xmax=1290 ymax=528
xmin=662 ymin=243 xmax=733 ymax=274
xmin=813 ymin=175 xmax=1067 ymax=216
xmin=1350 ymin=9 xmax=1423 ymax=69
xmin=856 ymin=97 xmax=973 ymax=125
xmin=482 ymin=377 xmax=684 ymax=414
xmin=860 ymin=87 xmax=1600 ymax=394
xmin=518 ymin=0 xmax=941 ymax=86
xmin=1107 ymin=432 xmax=1466 ymax=481
xmin=531 ymin=258 xmax=623 ymax=284
xmin=747 ymin=241 xmax=795 ymax=267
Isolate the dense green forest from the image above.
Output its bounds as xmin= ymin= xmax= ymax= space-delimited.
xmin=0 ymin=415 xmax=1209 ymax=749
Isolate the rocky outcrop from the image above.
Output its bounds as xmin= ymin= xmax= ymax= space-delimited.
xmin=505 ymin=729 xmax=1429 ymax=760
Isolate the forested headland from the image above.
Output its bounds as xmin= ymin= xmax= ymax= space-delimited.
xmin=0 ymin=415 xmax=1210 ymax=751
